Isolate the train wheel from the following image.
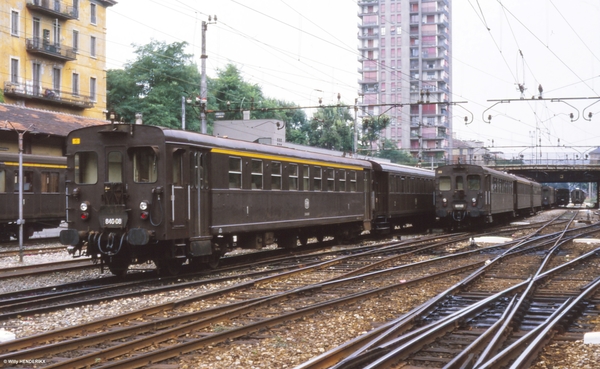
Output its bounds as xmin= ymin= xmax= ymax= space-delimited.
xmin=278 ymin=234 xmax=298 ymax=249
xmin=108 ymin=262 xmax=129 ymax=277
xmin=298 ymin=235 xmax=308 ymax=246
xmin=207 ymin=254 xmax=220 ymax=269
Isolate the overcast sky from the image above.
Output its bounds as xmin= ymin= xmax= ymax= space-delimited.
xmin=106 ymin=0 xmax=600 ymax=161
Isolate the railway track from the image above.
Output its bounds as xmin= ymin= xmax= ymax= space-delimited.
xmin=0 ymin=215 xmax=586 ymax=368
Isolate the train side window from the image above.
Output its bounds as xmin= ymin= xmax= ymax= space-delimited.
xmin=41 ymin=172 xmax=59 ymax=193
xmin=74 ymin=152 xmax=98 ymax=184
xmin=327 ymin=168 xmax=335 ymax=191
xmin=228 ymin=157 xmax=242 ymax=189
xmin=190 ymin=151 xmax=203 ymax=188
xmin=400 ymin=176 xmax=405 ymax=192
xmin=339 ymin=170 xmax=346 ymax=191
xmin=455 ymin=176 xmax=463 ymax=191
xmin=0 ymin=170 xmax=5 ymax=192
xmin=467 ymin=175 xmax=480 ymax=191
xmin=172 ymin=150 xmax=184 ymax=185
xmin=271 ymin=161 xmax=282 ymax=190
xmin=14 ymin=171 xmax=34 ymax=192
xmin=302 ymin=165 xmax=309 ymax=191
xmin=289 ymin=163 xmax=299 ymax=191
xmin=314 ymin=167 xmax=322 ymax=191
xmin=251 ymin=159 xmax=263 ymax=190
xmin=349 ymin=171 xmax=357 ymax=192
xmin=107 ymin=152 xmax=122 ymax=183
xmin=132 ymin=148 xmax=157 ymax=183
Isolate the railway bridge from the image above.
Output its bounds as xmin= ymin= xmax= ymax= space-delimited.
xmin=489 ymin=164 xmax=600 ymax=208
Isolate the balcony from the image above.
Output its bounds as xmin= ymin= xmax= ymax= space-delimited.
xmin=4 ymin=81 xmax=94 ymax=109
xmin=26 ymin=0 xmax=78 ymax=20
xmin=26 ymin=38 xmax=77 ymax=62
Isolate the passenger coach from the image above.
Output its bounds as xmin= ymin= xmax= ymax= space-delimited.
xmin=60 ymin=123 xmax=373 ymax=275
xmin=0 ymin=153 xmax=66 ymax=241
xmin=435 ymin=164 xmax=541 ymax=227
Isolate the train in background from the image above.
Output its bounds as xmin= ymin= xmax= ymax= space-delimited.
xmin=571 ymin=188 xmax=587 ymax=205
xmin=434 ymin=163 xmax=542 ymax=228
xmin=556 ymin=188 xmax=570 ymax=207
xmin=59 ymin=123 xmax=435 ymax=276
xmin=542 ymin=185 xmax=557 ymax=209
xmin=0 ymin=152 xmax=67 ymax=242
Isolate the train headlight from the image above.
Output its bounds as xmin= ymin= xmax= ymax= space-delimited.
xmin=472 ymin=197 xmax=477 ymax=206
xmin=140 ymin=201 xmax=149 ymax=211
xmin=442 ymin=198 xmax=448 ymax=207
xmin=80 ymin=202 xmax=89 ymax=211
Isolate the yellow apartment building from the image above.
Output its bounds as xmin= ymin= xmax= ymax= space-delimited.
xmin=1 ymin=0 xmax=116 ymax=119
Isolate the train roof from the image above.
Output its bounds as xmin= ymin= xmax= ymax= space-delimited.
xmin=436 ymin=163 xmax=539 ymax=184
xmin=69 ymin=123 xmax=373 ymax=170
xmin=0 ymin=152 xmax=66 ymax=165
xmin=369 ymin=161 xmax=434 ymax=177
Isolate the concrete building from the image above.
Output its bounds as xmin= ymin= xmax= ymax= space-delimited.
xmin=357 ymin=0 xmax=452 ymax=165
xmin=1 ymin=0 xmax=116 ymax=119
xmin=214 ymin=119 xmax=286 ymax=146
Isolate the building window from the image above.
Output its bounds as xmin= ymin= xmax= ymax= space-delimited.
xmin=90 ymin=36 xmax=96 ymax=57
xmin=90 ymin=3 xmax=97 ymax=24
xmin=53 ymin=68 xmax=61 ymax=92
xmin=228 ymin=157 xmax=242 ymax=189
xmin=33 ymin=18 xmax=41 ymax=41
xmin=251 ymin=159 xmax=263 ymax=190
xmin=72 ymin=73 xmax=79 ymax=96
xmin=10 ymin=58 xmax=19 ymax=83
xmin=11 ymin=10 xmax=19 ymax=36
xmin=73 ymin=0 xmax=79 ymax=18
xmin=32 ymin=62 xmax=42 ymax=96
xmin=271 ymin=161 xmax=282 ymax=190
xmin=73 ymin=30 xmax=79 ymax=52
xmin=53 ymin=20 xmax=61 ymax=46
xmin=90 ymin=77 xmax=96 ymax=101
xmin=289 ymin=164 xmax=298 ymax=191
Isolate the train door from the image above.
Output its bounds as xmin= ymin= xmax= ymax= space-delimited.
xmin=189 ymin=150 xmax=206 ymax=237
xmin=170 ymin=148 xmax=187 ymax=229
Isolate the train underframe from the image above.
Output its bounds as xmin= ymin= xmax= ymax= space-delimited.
xmin=65 ymin=221 xmax=366 ymax=276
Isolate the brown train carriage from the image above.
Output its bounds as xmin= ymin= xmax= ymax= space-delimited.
xmin=60 ymin=123 xmax=373 ymax=275
xmin=542 ymin=185 xmax=556 ymax=209
xmin=435 ymin=163 xmax=540 ymax=226
xmin=370 ymin=161 xmax=435 ymax=232
xmin=0 ymin=153 xmax=66 ymax=241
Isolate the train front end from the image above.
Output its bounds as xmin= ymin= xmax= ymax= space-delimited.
xmin=435 ymin=164 xmax=486 ymax=226
xmin=59 ymin=123 xmax=171 ymax=275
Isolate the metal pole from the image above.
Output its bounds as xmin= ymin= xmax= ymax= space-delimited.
xmin=200 ymin=21 xmax=208 ymax=134
xmin=353 ymin=98 xmax=358 ymax=158
xmin=181 ymin=96 xmax=186 ymax=130
xmin=18 ymin=131 xmax=24 ymax=262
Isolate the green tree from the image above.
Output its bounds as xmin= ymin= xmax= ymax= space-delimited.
xmin=306 ymin=106 xmax=354 ymax=152
xmin=107 ymin=40 xmax=201 ymax=129
xmin=377 ymin=139 xmax=417 ymax=165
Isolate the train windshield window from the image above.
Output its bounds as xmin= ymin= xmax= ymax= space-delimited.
xmin=251 ymin=159 xmax=263 ymax=190
xmin=455 ymin=176 xmax=464 ymax=191
xmin=289 ymin=164 xmax=298 ymax=191
xmin=439 ymin=176 xmax=451 ymax=191
xmin=132 ymin=148 xmax=157 ymax=183
xmin=74 ymin=152 xmax=98 ymax=184
xmin=107 ymin=152 xmax=122 ymax=182
xmin=467 ymin=175 xmax=480 ymax=191
xmin=228 ymin=157 xmax=242 ymax=189
xmin=271 ymin=161 xmax=282 ymax=190
xmin=0 ymin=170 xmax=5 ymax=192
